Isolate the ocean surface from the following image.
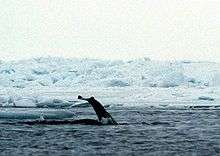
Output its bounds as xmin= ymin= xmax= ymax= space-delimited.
xmin=0 ymin=106 xmax=220 ymax=156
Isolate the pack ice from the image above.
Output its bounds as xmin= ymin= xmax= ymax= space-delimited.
xmin=0 ymin=57 xmax=219 ymax=111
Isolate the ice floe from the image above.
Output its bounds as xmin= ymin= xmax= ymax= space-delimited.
xmin=0 ymin=109 xmax=75 ymax=120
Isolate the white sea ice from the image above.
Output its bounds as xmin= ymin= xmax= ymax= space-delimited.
xmin=0 ymin=109 xmax=75 ymax=120
xmin=0 ymin=57 xmax=219 ymax=109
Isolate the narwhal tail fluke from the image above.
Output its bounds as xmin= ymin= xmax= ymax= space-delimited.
xmin=78 ymin=95 xmax=89 ymax=101
xmin=78 ymin=95 xmax=118 ymax=125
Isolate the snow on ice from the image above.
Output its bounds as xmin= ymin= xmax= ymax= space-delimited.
xmin=0 ymin=57 xmax=219 ymax=109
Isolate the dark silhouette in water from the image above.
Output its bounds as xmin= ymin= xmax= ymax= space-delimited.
xmin=20 ymin=96 xmax=118 ymax=125
xmin=78 ymin=95 xmax=118 ymax=125
xmin=20 ymin=119 xmax=103 ymax=125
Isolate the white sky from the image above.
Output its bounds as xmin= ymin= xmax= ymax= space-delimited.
xmin=0 ymin=0 xmax=220 ymax=62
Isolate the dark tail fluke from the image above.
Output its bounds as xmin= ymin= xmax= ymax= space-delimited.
xmin=78 ymin=95 xmax=83 ymax=99
xmin=78 ymin=95 xmax=118 ymax=125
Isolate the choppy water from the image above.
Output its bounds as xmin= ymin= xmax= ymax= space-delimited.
xmin=0 ymin=107 xmax=220 ymax=156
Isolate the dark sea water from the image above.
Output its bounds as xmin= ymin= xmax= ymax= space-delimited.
xmin=0 ymin=107 xmax=220 ymax=156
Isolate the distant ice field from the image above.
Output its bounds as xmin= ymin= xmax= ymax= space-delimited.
xmin=0 ymin=57 xmax=219 ymax=110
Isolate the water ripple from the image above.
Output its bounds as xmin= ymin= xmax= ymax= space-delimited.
xmin=0 ymin=107 xmax=220 ymax=155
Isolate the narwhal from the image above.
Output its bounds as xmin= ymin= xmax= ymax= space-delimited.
xmin=20 ymin=96 xmax=118 ymax=125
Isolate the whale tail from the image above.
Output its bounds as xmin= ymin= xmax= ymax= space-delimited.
xmin=78 ymin=95 xmax=118 ymax=125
